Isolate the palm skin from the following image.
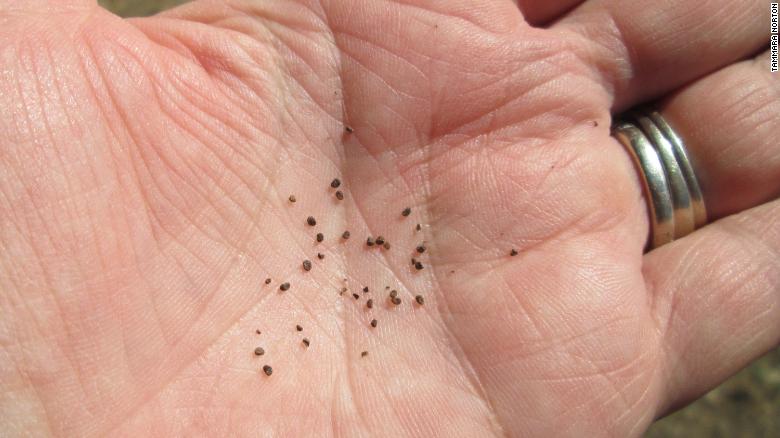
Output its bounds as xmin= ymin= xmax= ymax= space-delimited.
xmin=0 ymin=1 xmax=723 ymax=436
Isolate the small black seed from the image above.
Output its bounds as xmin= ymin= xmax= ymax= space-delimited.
xmin=416 ymin=244 xmax=426 ymax=253
xmin=302 ymin=338 xmax=310 ymax=347
xmin=342 ymin=231 xmax=351 ymax=239
xmin=411 ymin=257 xmax=417 ymax=266
xmin=289 ymin=195 xmax=296 ymax=203
xmin=331 ymin=178 xmax=341 ymax=188
xmin=414 ymin=261 xmax=424 ymax=270
xmin=256 ymin=329 xmax=261 ymax=334
xmin=402 ymin=207 xmax=411 ymax=216
xmin=296 ymin=324 xmax=303 ymax=332
xmin=361 ymin=351 xmax=369 ymax=357
xmin=416 ymin=223 xmax=421 ymax=231
xmin=353 ymin=293 xmax=360 ymax=300
xmin=366 ymin=237 xmax=375 ymax=246
xmin=335 ymin=190 xmax=344 ymax=200
xmin=363 ymin=286 xmax=369 ymax=293
xmin=370 ymin=319 xmax=377 ymax=327
xmin=317 ymin=253 xmax=325 ymax=259
xmin=375 ymin=236 xmax=385 ymax=245
xmin=510 ymin=249 xmax=518 ymax=256
xmin=303 ymin=260 xmax=312 ymax=271
xmin=316 ymin=232 xmax=324 ymax=242
xmin=265 ymin=278 xmax=272 ymax=285
xmin=391 ymin=297 xmax=402 ymax=305
xmin=254 ymin=347 xmax=265 ymax=356
xmin=383 ymin=242 xmax=391 ymax=250
xmin=345 ymin=125 xmax=354 ymax=133
xmin=415 ymin=295 xmax=424 ymax=305
xmin=280 ymin=282 xmax=290 ymax=291
xmin=389 ymin=290 xmax=398 ymax=299
xmin=366 ymin=299 xmax=374 ymax=309
xmin=307 ymin=216 xmax=317 ymax=226
xmin=262 ymin=365 xmax=273 ymax=376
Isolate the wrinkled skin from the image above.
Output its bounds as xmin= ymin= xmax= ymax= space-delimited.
xmin=0 ymin=0 xmax=777 ymax=436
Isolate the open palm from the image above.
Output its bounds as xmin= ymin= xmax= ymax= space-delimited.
xmin=1 ymin=0 xmax=777 ymax=436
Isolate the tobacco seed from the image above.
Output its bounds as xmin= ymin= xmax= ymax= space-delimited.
xmin=416 ymin=244 xmax=426 ymax=253
xmin=353 ymin=293 xmax=360 ymax=300
xmin=256 ymin=329 xmax=262 ymax=334
xmin=335 ymin=190 xmax=344 ymax=200
xmin=307 ymin=216 xmax=317 ymax=226
xmin=361 ymin=351 xmax=369 ymax=357
xmin=402 ymin=207 xmax=411 ymax=216
xmin=317 ymin=253 xmax=325 ymax=260
xmin=385 ymin=286 xmax=390 ymax=289
xmin=414 ymin=261 xmax=424 ymax=270
xmin=411 ymin=257 xmax=417 ymax=266
xmin=345 ymin=125 xmax=354 ymax=133
xmin=363 ymin=286 xmax=369 ymax=293
xmin=416 ymin=223 xmax=421 ymax=231
xmin=415 ymin=295 xmax=424 ymax=305
xmin=303 ymin=260 xmax=312 ymax=271
xmin=391 ymin=297 xmax=402 ymax=305
xmin=370 ymin=319 xmax=377 ymax=327
xmin=331 ymin=178 xmax=341 ymax=188
xmin=316 ymin=232 xmax=324 ymax=242
xmin=375 ymin=236 xmax=385 ymax=245
xmin=289 ymin=195 xmax=296 ymax=203
xmin=280 ymin=282 xmax=290 ymax=291
xmin=262 ymin=365 xmax=273 ymax=376
xmin=366 ymin=237 xmax=375 ymax=246
xmin=510 ymin=249 xmax=518 ymax=256
xmin=389 ymin=290 xmax=398 ymax=299
xmin=254 ymin=347 xmax=265 ymax=356
xmin=296 ymin=324 xmax=303 ymax=331
xmin=265 ymin=278 xmax=271 ymax=285
xmin=302 ymin=338 xmax=310 ymax=347
xmin=383 ymin=242 xmax=390 ymax=250
xmin=366 ymin=299 xmax=374 ymax=309
xmin=341 ymin=287 xmax=348 ymax=293
xmin=342 ymin=231 xmax=351 ymax=239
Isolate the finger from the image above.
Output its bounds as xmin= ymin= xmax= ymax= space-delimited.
xmin=511 ymin=0 xmax=586 ymax=26
xmin=555 ymin=0 xmax=766 ymax=109
xmin=0 ymin=0 xmax=94 ymax=13
xmin=658 ymin=49 xmax=780 ymax=220
xmin=644 ymin=199 xmax=780 ymax=415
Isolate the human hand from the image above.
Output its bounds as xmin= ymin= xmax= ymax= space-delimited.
xmin=0 ymin=0 xmax=776 ymax=436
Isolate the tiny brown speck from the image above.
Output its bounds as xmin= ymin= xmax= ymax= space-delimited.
xmin=316 ymin=232 xmax=324 ymax=242
xmin=366 ymin=299 xmax=374 ymax=309
xmin=389 ymin=290 xmax=398 ymax=299
xmin=335 ymin=190 xmax=344 ymax=200
xmin=592 ymin=120 xmax=599 ymax=127
xmin=361 ymin=351 xmax=369 ymax=357
xmin=383 ymin=242 xmax=391 ymax=250
xmin=402 ymin=207 xmax=411 ymax=217
xmin=341 ymin=287 xmax=348 ymax=293
xmin=288 ymin=195 xmax=296 ymax=203
xmin=303 ymin=260 xmax=312 ymax=271
xmin=510 ymin=249 xmax=518 ymax=256
xmin=256 ymin=329 xmax=262 ymax=334
xmin=411 ymin=257 xmax=417 ymax=266
xmin=415 ymin=295 xmax=424 ymax=305
xmin=280 ymin=282 xmax=290 ymax=291
xmin=363 ymin=286 xmax=369 ymax=293
xmin=414 ymin=261 xmax=424 ymax=270
xmin=302 ymin=338 xmax=310 ymax=347
xmin=317 ymin=253 xmax=325 ymax=259
xmin=342 ymin=231 xmax=351 ymax=239
xmin=296 ymin=324 xmax=303 ymax=332
xmin=366 ymin=237 xmax=374 ymax=246
xmin=391 ymin=297 xmax=402 ymax=305
xmin=265 ymin=278 xmax=271 ymax=285
xmin=254 ymin=347 xmax=265 ymax=356
xmin=262 ymin=365 xmax=273 ymax=376
xmin=375 ymin=236 xmax=385 ymax=245
xmin=353 ymin=293 xmax=360 ymax=300
xmin=345 ymin=125 xmax=354 ymax=133
xmin=416 ymin=223 xmax=421 ymax=231
xmin=331 ymin=178 xmax=341 ymax=188
xmin=416 ymin=244 xmax=426 ymax=253
xmin=370 ymin=319 xmax=377 ymax=327
xmin=307 ymin=216 xmax=316 ymax=226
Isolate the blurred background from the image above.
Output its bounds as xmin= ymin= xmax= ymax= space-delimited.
xmin=99 ymin=1 xmax=779 ymax=436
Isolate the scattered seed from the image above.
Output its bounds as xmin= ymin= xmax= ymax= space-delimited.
xmin=280 ymin=282 xmax=290 ymax=291
xmin=302 ymin=338 xmax=310 ymax=347
xmin=592 ymin=120 xmax=599 ymax=127
xmin=289 ymin=195 xmax=296 ymax=203
xmin=414 ymin=261 xmax=424 ymax=270
xmin=402 ymin=207 xmax=411 ymax=217
xmin=510 ymin=249 xmax=518 ymax=256
xmin=411 ymin=257 xmax=417 ymax=266
xmin=331 ymin=178 xmax=341 ymax=188
xmin=370 ymin=319 xmax=377 ymax=327
xmin=385 ymin=286 xmax=390 ymax=289
xmin=344 ymin=125 xmax=354 ymax=133
xmin=341 ymin=287 xmax=348 ymax=293
xmin=262 ymin=365 xmax=273 ymax=376
xmin=307 ymin=216 xmax=317 ymax=226
xmin=316 ymin=232 xmax=324 ymax=242
xmin=265 ymin=278 xmax=272 ymax=285
xmin=342 ymin=231 xmax=351 ymax=240
xmin=389 ymin=290 xmax=398 ymax=299
xmin=416 ymin=244 xmax=426 ymax=253
xmin=391 ymin=297 xmax=402 ymax=305
xmin=296 ymin=325 xmax=303 ymax=332
xmin=363 ymin=286 xmax=369 ymax=293
xmin=317 ymin=253 xmax=325 ymax=260
xmin=335 ymin=190 xmax=344 ymax=200
xmin=256 ymin=329 xmax=262 ymax=334
xmin=415 ymin=295 xmax=425 ymax=305
xmin=366 ymin=237 xmax=375 ymax=246
xmin=353 ymin=293 xmax=360 ymax=300
xmin=366 ymin=299 xmax=374 ymax=309
xmin=303 ymin=260 xmax=312 ymax=271
xmin=383 ymin=242 xmax=391 ymax=250
xmin=361 ymin=351 xmax=369 ymax=357
xmin=254 ymin=347 xmax=265 ymax=356
xmin=416 ymin=223 xmax=421 ymax=231
xmin=375 ymin=236 xmax=385 ymax=245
